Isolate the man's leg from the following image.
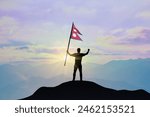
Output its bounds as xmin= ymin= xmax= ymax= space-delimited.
xmin=79 ymin=65 xmax=82 ymax=81
xmin=73 ymin=66 xmax=77 ymax=81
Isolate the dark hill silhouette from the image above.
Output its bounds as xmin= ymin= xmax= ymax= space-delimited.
xmin=22 ymin=81 xmax=150 ymax=100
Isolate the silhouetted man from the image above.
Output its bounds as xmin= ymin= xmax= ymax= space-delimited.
xmin=67 ymin=48 xmax=90 ymax=81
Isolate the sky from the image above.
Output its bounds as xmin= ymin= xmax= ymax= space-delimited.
xmin=0 ymin=0 xmax=150 ymax=99
xmin=0 ymin=0 xmax=150 ymax=64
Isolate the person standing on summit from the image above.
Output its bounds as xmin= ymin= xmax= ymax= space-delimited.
xmin=67 ymin=48 xmax=90 ymax=81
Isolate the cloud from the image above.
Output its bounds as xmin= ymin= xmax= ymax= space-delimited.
xmin=0 ymin=0 xmax=21 ymax=11
xmin=15 ymin=44 xmax=62 ymax=54
xmin=0 ymin=16 xmax=19 ymax=41
xmin=62 ymin=6 xmax=97 ymax=16
xmin=115 ymin=27 xmax=150 ymax=45
xmin=99 ymin=27 xmax=150 ymax=46
xmin=52 ymin=1 xmax=97 ymax=18
xmin=32 ymin=47 xmax=63 ymax=54
xmin=0 ymin=16 xmax=18 ymax=28
xmin=96 ymin=27 xmax=150 ymax=59
xmin=136 ymin=10 xmax=150 ymax=20
xmin=0 ymin=40 xmax=31 ymax=48
xmin=0 ymin=15 xmax=63 ymax=45
xmin=16 ymin=46 xmax=29 ymax=50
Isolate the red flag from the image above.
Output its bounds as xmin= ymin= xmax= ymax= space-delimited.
xmin=71 ymin=23 xmax=82 ymax=41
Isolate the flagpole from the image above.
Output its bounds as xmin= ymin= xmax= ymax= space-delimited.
xmin=64 ymin=23 xmax=74 ymax=66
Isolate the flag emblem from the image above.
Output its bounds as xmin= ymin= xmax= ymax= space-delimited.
xmin=71 ymin=23 xmax=82 ymax=41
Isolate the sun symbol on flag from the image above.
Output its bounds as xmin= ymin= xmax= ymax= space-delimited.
xmin=72 ymin=33 xmax=77 ymax=37
xmin=73 ymin=29 xmax=77 ymax=32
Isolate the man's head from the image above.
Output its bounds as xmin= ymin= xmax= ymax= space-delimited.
xmin=77 ymin=48 xmax=81 ymax=53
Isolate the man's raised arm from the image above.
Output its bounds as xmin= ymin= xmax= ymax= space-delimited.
xmin=83 ymin=49 xmax=90 ymax=56
xmin=67 ymin=50 xmax=74 ymax=56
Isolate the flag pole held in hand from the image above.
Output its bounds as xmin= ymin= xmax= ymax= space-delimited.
xmin=64 ymin=23 xmax=73 ymax=66
xmin=64 ymin=22 xmax=82 ymax=66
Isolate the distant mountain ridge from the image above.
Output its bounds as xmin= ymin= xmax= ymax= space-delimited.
xmin=1 ymin=58 xmax=150 ymax=99
xmin=22 ymin=81 xmax=150 ymax=100
xmin=85 ymin=58 xmax=150 ymax=92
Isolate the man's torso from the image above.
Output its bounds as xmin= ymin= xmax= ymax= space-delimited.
xmin=73 ymin=53 xmax=84 ymax=66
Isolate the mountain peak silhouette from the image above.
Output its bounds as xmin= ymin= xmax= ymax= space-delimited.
xmin=22 ymin=81 xmax=150 ymax=100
